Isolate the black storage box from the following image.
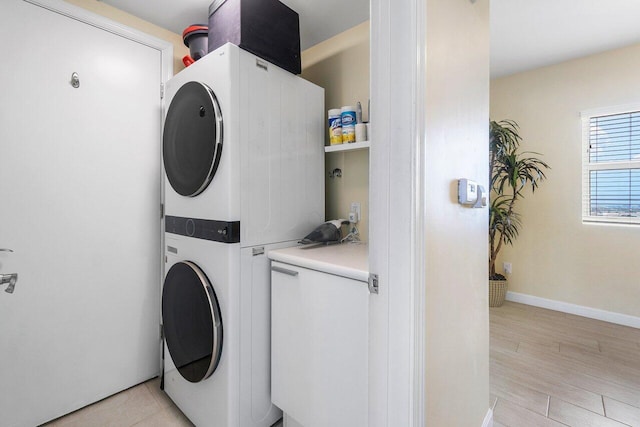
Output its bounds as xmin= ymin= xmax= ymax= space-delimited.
xmin=208 ymin=0 xmax=301 ymax=74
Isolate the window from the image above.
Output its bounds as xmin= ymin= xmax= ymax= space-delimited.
xmin=582 ymin=106 xmax=640 ymax=224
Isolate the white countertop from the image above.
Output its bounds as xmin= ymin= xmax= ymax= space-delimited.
xmin=267 ymin=242 xmax=369 ymax=282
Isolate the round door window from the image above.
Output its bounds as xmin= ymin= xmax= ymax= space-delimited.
xmin=163 ymin=81 xmax=223 ymax=197
xmin=162 ymin=261 xmax=223 ymax=383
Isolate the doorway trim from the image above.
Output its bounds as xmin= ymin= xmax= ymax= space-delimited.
xmin=369 ymin=0 xmax=426 ymax=425
xmin=28 ymin=0 xmax=174 ymax=383
xmin=24 ymin=0 xmax=173 ymax=393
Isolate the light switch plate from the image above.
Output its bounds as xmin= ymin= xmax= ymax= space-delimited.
xmin=458 ymin=179 xmax=478 ymax=204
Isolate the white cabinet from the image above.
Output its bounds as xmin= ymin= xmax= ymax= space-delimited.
xmin=270 ymin=260 xmax=369 ymax=427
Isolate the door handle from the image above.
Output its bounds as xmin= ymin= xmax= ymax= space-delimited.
xmin=1 ymin=273 xmax=17 ymax=294
xmin=0 ymin=250 xmax=17 ymax=293
xmin=0 ymin=248 xmax=18 ymax=294
xmin=271 ymin=266 xmax=299 ymax=277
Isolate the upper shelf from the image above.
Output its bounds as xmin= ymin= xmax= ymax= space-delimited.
xmin=324 ymin=141 xmax=370 ymax=153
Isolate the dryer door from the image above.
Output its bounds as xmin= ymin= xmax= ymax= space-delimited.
xmin=163 ymin=81 xmax=223 ymax=197
xmin=162 ymin=261 xmax=223 ymax=383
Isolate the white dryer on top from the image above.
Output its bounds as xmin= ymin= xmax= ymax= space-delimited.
xmin=162 ymin=43 xmax=324 ymax=248
xmin=160 ymin=43 xmax=324 ymax=427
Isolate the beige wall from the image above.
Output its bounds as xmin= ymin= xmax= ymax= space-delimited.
xmin=64 ymin=0 xmax=188 ymax=74
xmin=301 ymin=22 xmax=370 ymax=241
xmin=424 ymin=0 xmax=490 ymax=425
xmin=491 ymin=43 xmax=640 ymax=317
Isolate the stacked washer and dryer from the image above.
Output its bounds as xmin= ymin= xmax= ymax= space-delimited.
xmin=161 ymin=43 xmax=324 ymax=426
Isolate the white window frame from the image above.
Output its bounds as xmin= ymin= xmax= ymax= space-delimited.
xmin=581 ymin=103 xmax=640 ymax=225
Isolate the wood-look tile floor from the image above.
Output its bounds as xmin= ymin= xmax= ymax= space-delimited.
xmin=40 ymin=377 xmax=284 ymax=427
xmin=41 ymin=377 xmax=194 ymax=427
xmin=491 ymin=302 xmax=640 ymax=427
xmin=41 ymin=301 xmax=640 ymax=426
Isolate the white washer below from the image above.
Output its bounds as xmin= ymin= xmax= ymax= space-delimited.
xmin=162 ymin=233 xmax=286 ymax=427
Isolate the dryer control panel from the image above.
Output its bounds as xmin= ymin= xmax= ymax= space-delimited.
xmin=165 ymin=216 xmax=240 ymax=243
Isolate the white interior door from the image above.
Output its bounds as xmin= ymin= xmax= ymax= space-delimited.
xmin=0 ymin=2 xmax=166 ymax=426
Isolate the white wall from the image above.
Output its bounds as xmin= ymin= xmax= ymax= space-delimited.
xmin=424 ymin=0 xmax=490 ymax=424
xmin=491 ymin=42 xmax=640 ymax=317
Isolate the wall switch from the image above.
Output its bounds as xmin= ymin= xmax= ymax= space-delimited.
xmin=350 ymin=202 xmax=361 ymax=223
xmin=503 ymin=262 xmax=512 ymax=275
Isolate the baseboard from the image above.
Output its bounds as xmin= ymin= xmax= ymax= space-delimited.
xmin=482 ymin=408 xmax=493 ymax=427
xmin=505 ymin=291 xmax=640 ymax=329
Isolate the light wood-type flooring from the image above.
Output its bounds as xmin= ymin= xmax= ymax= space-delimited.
xmin=41 ymin=377 xmax=284 ymax=427
xmin=42 ymin=301 xmax=640 ymax=426
xmin=41 ymin=377 xmax=194 ymax=427
xmin=491 ymin=302 xmax=640 ymax=427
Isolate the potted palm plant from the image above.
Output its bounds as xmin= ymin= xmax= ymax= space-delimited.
xmin=489 ymin=120 xmax=549 ymax=307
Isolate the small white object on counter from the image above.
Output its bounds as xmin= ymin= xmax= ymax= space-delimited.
xmin=267 ymin=242 xmax=368 ymax=282
xmin=355 ymin=123 xmax=367 ymax=142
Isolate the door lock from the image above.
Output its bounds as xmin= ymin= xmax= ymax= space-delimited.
xmin=70 ymin=72 xmax=80 ymax=88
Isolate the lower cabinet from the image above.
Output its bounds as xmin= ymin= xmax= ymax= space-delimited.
xmin=270 ymin=261 xmax=369 ymax=427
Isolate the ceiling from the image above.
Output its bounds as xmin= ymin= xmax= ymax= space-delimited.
xmin=101 ymin=0 xmax=640 ymax=78
xmin=100 ymin=0 xmax=369 ymax=52
xmin=491 ymin=0 xmax=640 ymax=78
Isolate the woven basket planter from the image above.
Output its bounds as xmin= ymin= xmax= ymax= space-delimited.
xmin=489 ymin=279 xmax=507 ymax=307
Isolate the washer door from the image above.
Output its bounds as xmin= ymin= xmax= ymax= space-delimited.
xmin=162 ymin=261 xmax=223 ymax=383
xmin=163 ymin=81 xmax=223 ymax=197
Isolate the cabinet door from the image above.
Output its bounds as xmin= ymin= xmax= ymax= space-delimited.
xmin=271 ymin=261 xmax=368 ymax=427
xmin=239 ymin=244 xmax=291 ymax=427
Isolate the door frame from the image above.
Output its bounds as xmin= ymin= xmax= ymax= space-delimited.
xmin=25 ymin=0 xmax=173 ymax=386
xmin=369 ymin=0 xmax=426 ymax=425
xmin=369 ymin=0 xmax=428 ymax=427
xmin=1 ymin=2 xmax=173 ymax=425
xmin=32 ymin=0 xmax=174 ymax=381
